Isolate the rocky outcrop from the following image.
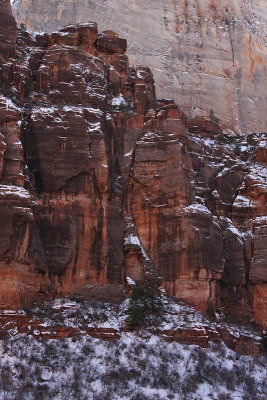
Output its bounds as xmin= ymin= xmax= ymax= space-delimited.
xmin=12 ymin=0 xmax=267 ymax=136
xmin=0 ymin=0 xmax=17 ymax=62
xmin=0 ymin=301 xmax=262 ymax=355
xmin=0 ymin=1 xmax=266 ymax=328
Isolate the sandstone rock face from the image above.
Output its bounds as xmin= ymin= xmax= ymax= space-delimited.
xmin=0 ymin=2 xmax=266 ymax=328
xmin=0 ymin=0 xmax=18 ymax=62
xmin=12 ymin=0 xmax=267 ymax=136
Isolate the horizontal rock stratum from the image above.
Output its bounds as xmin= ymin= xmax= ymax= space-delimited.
xmin=12 ymin=0 xmax=267 ymax=136
xmin=0 ymin=0 xmax=266 ymax=329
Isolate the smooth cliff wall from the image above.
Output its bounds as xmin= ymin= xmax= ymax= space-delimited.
xmin=12 ymin=0 xmax=267 ymax=136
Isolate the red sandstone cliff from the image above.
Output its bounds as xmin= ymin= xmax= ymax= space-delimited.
xmin=0 ymin=1 xmax=266 ymax=329
xmin=0 ymin=0 xmax=17 ymax=62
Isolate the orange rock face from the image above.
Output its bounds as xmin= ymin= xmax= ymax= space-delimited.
xmin=0 ymin=1 xmax=266 ymax=329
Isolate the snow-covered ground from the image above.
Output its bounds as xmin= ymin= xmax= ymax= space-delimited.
xmin=0 ymin=330 xmax=266 ymax=400
xmin=0 ymin=298 xmax=266 ymax=400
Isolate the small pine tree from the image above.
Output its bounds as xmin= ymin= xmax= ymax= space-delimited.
xmin=207 ymin=300 xmax=216 ymax=319
xmin=126 ymin=285 xmax=148 ymax=328
xmin=260 ymin=333 xmax=267 ymax=353
xmin=126 ymin=270 xmax=163 ymax=329
xmin=234 ymin=142 xmax=241 ymax=156
xmin=209 ymin=109 xmax=220 ymax=125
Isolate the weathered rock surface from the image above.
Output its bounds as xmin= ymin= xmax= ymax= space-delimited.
xmin=0 ymin=1 xmax=266 ymax=329
xmin=0 ymin=0 xmax=17 ymax=62
xmin=12 ymin=0 xmax=267 ymax=136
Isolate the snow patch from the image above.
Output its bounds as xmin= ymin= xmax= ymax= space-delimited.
xmin=0 ymin=185 xmax=31 ymax=200
xmin=111 ymin=93 xmax=127 ymax=107
xmin=126 ymin=277 xmax=136 ymax=286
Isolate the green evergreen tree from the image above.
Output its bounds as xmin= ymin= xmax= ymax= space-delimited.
xmin=126 ymin=270 xmax=163 ymax=329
